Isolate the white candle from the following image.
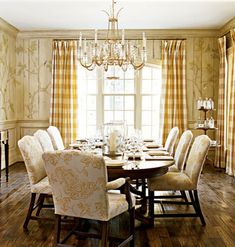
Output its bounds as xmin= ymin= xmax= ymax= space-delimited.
xmin=84 ymin=38 xmax=87 ymax=53
xmin=109 ymin=132 xmax=117 ymax=152
xmin=122 ymin=29 xmax=125 ymax=45
xmin=95 ymin=29 xmax=98 ymax=44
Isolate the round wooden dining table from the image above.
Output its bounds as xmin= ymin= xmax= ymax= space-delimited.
xmin=107 ymin=159 xmax=174 ymax=180
xmin=107 ymin=159 xmax=175 ymax=225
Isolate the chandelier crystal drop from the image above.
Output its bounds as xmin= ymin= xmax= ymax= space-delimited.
xmin=78 ymin=0 xmax=147 ymax=72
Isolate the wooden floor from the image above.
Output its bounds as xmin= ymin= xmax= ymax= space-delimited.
xmin=0 ymin=162 xmax=235 ymax=247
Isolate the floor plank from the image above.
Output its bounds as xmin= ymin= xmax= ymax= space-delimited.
xmin=0 ymin=163 xmax=235 ymax=247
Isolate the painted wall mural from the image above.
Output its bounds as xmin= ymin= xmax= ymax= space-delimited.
xmin=0 ymin=31 xmax=16 ymax=121
xmin=187 ymin=37 xmax=219 ymax=123
xmin=16 ymin=38 xmax=52 ymax=120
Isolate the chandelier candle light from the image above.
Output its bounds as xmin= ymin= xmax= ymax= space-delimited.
xmin=78 ymin=0 xmax=147 ymax=72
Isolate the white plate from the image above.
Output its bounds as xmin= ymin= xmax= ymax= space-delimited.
xmin=105 ymin=160 xmax=126 ymax=167
xmin=147 ymin=150 xmax=169 ymax=156
xmin=146 ymin=143 xmax=161 ymax=148
xmin=143 ymin=138 xmax=154 ymax=142
xmin=145 ymin=155 xmax=174 ymax=161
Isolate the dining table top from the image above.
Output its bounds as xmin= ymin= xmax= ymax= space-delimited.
xmin=107 ymin=159 xmax=174 ymax=180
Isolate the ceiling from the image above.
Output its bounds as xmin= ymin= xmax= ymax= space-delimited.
xmin=0 ymin=0 xmax=235 ymax=31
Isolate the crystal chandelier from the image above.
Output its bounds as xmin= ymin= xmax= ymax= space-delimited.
xmin=78 ymin=0 xmax=147 ymax=72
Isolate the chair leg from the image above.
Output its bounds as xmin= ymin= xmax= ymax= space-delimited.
xmin=180 ymin=190 xmax=188 ymax=202
xmin=36 ymin=194 xmax=45 ymax=216
xmin=193 ymin=190 xmax=206 ymax=226
xmin=54 ymin=214 xmax=61 ymax=246
xmin=23 ymin=193 xmax=36 ymax=230
xmin=129 ymin=207 xmax=135 ymax=247
xmin=148 ymin=190 xmax=155 ymax=227
xmin=101 ymin=221 xmax=109 ymax=247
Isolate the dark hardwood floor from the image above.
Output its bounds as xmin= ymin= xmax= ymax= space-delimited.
xmin=0 ymin=162 xmax=235 ymax=247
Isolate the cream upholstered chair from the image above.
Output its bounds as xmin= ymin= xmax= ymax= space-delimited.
xmin=47 ymin=126 xmax=65 ymax=150
xmin=147 ymin=135 xmax=210 ymax=226
xmin=18 ymin=135 xmax=52 ymax=229
xmin=169 ymin=130 xmax=193 ymax=172
xmin=156 ymin=127 xmax=179 ymax=156
xmin=34 ymin=129 xmax=54 ymax=152
xmin=42 ymin=150 xmax=135 ymax=247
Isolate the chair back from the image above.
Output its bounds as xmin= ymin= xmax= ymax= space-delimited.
xmin=164 ymin=127 xmax=179 ymax=155
xmin=18 ymin=135 xmax=46 ymax=185
xmin=47 ymin=126 xmax=65 ymax=150
xmin=185 ymin=135 xmax=210 ymax=187
xmin=174 ymin=130 xmax=193 ymax=171
xmin=34 ymin=129 xmax=54 ymax=152
xmin=42 ymin=150 xmax=108 ymax=220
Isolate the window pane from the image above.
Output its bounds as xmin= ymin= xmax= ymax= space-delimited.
xmin=87 ymin=80 xmax=97 ymax=94
xmin=142 ymin=111 xmax=151 ymax=125
xmin=124 ymin=96 xmax=134 ymax=110
xmin=142 ymin=80 xmax=152 ymax=94
xmin=104 ymin=111 xmax=113 ymax=123
xmin=87 ymin=96 xmax=96 ymax=110
xmin=114 ymin=111 xmax=123 ymax=121
xmin=142 ymin=67 xmax=152 ymax=79
xmin=125 ymin=67 xmax=134 ymax=79
xmin=87 ymin=111 xmax=96 ymax=125
xmin=142 ymin=96 xmax=152 ymax=110
xmin=104 ymin=96 xmax=114 ymax=110
xmin=125 ymin=80 xmax=135 ymax=93
xmin=142 ymin=126 xmax=152 ymax=139
xmin=125 ymin=111 xmax=134 ymax=125
xmin=153 ymin=68 xmax=161 ymax=80
xmin=87 ymin=126 xmax=96 ymax=137
xmin=104 ymin=80 xmax=114 ymax=93
xmin=114 ymin=80 xmax=124 ymax=93
xmin=114 ymin=96 xmax=124 ymax=110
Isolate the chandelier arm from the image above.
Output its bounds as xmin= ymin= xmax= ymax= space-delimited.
xmin=79 ymin=59 xmax=96 ymax=70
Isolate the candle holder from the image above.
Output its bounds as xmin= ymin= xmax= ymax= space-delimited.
xmin=103 ymin=121 xmax=125 ymax=157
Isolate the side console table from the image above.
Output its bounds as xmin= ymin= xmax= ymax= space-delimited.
xmin=0 ymin=129 xmax=9 ymax=183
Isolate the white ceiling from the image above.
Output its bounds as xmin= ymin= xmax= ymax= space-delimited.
xmin=0 ymin=0 xmax=235 ymax=31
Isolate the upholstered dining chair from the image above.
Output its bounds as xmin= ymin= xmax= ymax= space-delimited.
xmin=34 ymin=129 xmax=54 ymax=152
xmin=18 ymin=135 xmax=52 ymax=229
xmin=42 ymin=150 xmax=135 ymax=247
xmin=157 ymin=127 xmax=179 ymax=156
xmin=147 ymin=135 xmax=210 ymax=226
xmin=169 ymin=130 xmax=193 ymax=172
xmin=47 ymin=126 xmax=65 ymax=150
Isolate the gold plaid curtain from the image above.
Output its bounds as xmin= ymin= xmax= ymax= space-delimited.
xmin=215 ymin=36 xmax=227 ymax=168
xmin=161 ymin=40 xmax=187 ymax=143
xmin=50 ymin=40 xmax=78 ymax=146
xmin=226 ymin=29 xmax=235 ymax=176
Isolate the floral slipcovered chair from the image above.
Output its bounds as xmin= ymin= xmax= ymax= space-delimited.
xmin=47 ymin=126 xmax=65 ymax=150
xmin=42 ymin=150 xmax=135 ymax=247
xmin=147 ymin=135 xmax=210 ymax=226
xmin=34 ymin=129 xmax=54 ymax=152
xmin=18 ymin=135 xmax=52 ymax=229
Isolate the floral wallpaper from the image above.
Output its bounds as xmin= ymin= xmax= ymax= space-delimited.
xmin=0 ymin=31 xmax=16 ymax=121
xmin=16 ymin=38 xmax=52 ymax=120
xmin=187 ymin=37 xmax=219 ymax=123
